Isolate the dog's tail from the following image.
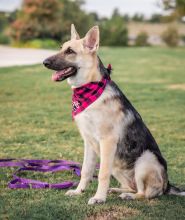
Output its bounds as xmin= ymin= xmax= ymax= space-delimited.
xmin=165 ymin=183 xmax=185 ymax=196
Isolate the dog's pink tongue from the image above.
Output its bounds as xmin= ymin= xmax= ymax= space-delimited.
xmin=52 ymin=72 xmax=59 ymax=81
xmin=52 ymin=71 xmax=64 ymax=81
xmin=52 ymin=67 xmax=73 ymax=81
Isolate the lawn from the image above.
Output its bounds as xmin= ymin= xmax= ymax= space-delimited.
xmin=0 ymin=47 xmax=185 ymax=220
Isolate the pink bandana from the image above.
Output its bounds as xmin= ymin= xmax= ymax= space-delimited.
xmin=72 ymin=74 xmax=111 ymax=118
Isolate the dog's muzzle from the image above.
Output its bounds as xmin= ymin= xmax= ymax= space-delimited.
xmin=43 ymin=57 xmax=77 ymax=82
xmin=43 ymin=59 xmax=52 ymax=68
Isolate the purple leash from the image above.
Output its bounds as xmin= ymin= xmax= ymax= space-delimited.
xmin=0 ymin=159 xmax=81 ymax=189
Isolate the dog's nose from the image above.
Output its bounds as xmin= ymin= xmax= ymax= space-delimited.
xmin=43 ymin=59 xmax=51 ymax=67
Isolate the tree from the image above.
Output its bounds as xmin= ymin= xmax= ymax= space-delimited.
xmin=10 ymin=0 xmax=62 ymax=41
xmin=9 ymin=0 xmax=129 ymax=46
xmin=135 ymin=31 xmax=149 ymax=46
xmin=132 ymin=13 xmax=144 ymax=22
xmin=10 ymin=0 xmax=94 ymax=42
xmin=123 ymin=14 xmax=130 ymax=22
xmin=0 ymin=12 xmax=8 ymax=32
xmin=161 ymin=26 xmax=179 ymax=47
xmin=162 ymin=0 xmax=185 ymax=19
xmin=149 ymin=14 xmax=162 ymax=23
xmin=100 ymin=10 xmax=128 ymax=46
xmin=59 ymin=0 xmax=94 ymax=39
xmin=89 ymin=12 xmax=99 ymax=22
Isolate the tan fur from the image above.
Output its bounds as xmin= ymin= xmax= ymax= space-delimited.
xmin=112 ymin=159 xmax=136 ymax=193
xmin=133 ymin=150 xmax=166 ymax=199
xmin=65 ymin=25 xmax=168 ymax=204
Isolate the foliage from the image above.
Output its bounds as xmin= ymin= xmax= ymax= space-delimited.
xmin=123 ymin=14 xmax=130 ymax=22
xmin=11 ymin=38 xmax=59 ymax=49
xmin=0 ymin=11 xmax=17 ymax=44
xmin=59 ymin=0 xmax=94 ymax=38
xmin=0 ymin=48 xmax=185 ymax=219
xmin=162 ymin=26 xmax=179 ymax=46
xmin=0 ymin=33 xmax=10 ymax=45
xmin=0 ymin=12 xmax=8 ymax=31
xmin=100 ymin=10 xmax=128 ymax=46
xmin=132 ymin=13 xmax=144 ymax=22
xmin=10 ymin=0 xmax=63 ymax=41
xmin=135 ymin=31 xmax=149 ymax=46
xmin=9 ymin=0 xmax=94 ymax=43
xmin=5 ymin=0 xmax=185 ymax=48
xmin=149 ymin=14 xmax=162 ymax=23
xmin=162 ymin=0 xmax=185 ymax=19
xmin=8 ymin=2 xmax=128 ymax=47
xmin=181 ymin=35 xmax=185 ymax=43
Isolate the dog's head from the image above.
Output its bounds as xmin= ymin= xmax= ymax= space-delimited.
xmin=43 ymin=24 xmax=101 ymax=87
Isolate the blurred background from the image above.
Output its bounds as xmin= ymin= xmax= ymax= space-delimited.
xmin=0 ymin=0 xmax=185 ymax=48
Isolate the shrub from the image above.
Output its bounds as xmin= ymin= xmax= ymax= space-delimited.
xmin=100 ymin=15 xmax=128 ymax=46
xmin=135 ymin=31 xmax=149 ymax=46
xmin=181 ymin=35 xmax=185 ymax=43
xmin=9 ymin=0 xmax=94 ymax=43
xmin=11 ymin=38 xmax=59 ymax=49
xmin=0 ymin=33 xmax=10 ymax=45
xmin=10 ymin=0 xmax=63 ymax=41
xmin=25 ymin=39 xmax=59 ymax=49
xmin=161 ymin=26 xmax=179 ymax=47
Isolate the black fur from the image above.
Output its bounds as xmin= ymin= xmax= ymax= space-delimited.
xmin=98 ymin=58 xmax=167 ymax=171
xmin=112 ymin=81 xmax=167 ymax=170
xmin=98 ymin=56 xmax=112 ymax=77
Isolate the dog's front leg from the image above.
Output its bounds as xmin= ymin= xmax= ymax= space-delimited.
xmin=88 ymin=138 xmax=117 ymax=205
xmin=65 ymin=141 xmax=97 ymax=196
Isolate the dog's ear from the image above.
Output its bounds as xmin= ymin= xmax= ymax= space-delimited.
xmin=83 ymin=26 xmax=99 ymax=52
xmin=71 ymin=24 xmax=80 ymax=40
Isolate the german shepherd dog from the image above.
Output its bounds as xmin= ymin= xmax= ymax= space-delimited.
xmin=43 ymin=24 xmax=185 ymax=205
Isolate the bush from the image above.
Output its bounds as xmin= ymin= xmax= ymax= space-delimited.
xmin=0 ymin=33 xmax=10 ymax=45
xmin=135 ymin=31 xmax=149 ymax=46
xmin=181 ymin=35 xmax=185 ymax=43
xmin=100 ymin=15 xmax=128 ymax=46
xmin=11 ymin=38 xmax=59 ymax=49
xmin=9 ymin=0 xmax=94 ymax=43
xmin=25 ymin=39 xmax=59 ymax=49
xmin=162 ymin=26 xmax=179 ymax=47
xmin=10 ymin=0 xmax=63 ymax=41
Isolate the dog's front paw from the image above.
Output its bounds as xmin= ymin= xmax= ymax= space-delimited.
xmin=88 ymin=197 xmax=105 ymax=205
xmin=65 ymin=189 xmax=82 ymax=197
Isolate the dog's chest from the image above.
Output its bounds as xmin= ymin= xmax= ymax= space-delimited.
xmin=75 ymin=109 xmax=100 ymax=141
xmin=74 ymin=85 xmax=124 ymax=142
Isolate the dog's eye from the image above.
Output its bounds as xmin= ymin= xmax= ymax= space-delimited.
xmin=65 ymin=47 xmax=75 ymax=55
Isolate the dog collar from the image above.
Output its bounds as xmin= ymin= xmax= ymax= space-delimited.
xmin=72 ymin=74 xmax=111 ymax=118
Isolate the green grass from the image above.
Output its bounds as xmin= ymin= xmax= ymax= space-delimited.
xmin=0 ymin=47 xmax=185 ymax=220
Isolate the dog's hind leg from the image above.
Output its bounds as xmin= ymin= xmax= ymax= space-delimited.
xmin=135 ymin=151 xmax=165 ymax=199
xmin=119 ymin=171 xmax=163 ymax=200
xmin=119 ymin=151 xmax=166 ymax=200
xmin=119 ymin=168 xmax=147 ymax=200
xmin=109 ymin=165 xmax=136 ymax=194
xmin=119 ymin=177 xmax=145 ymax=200
xmin=109 ymin=187 xmax=136 ymax=194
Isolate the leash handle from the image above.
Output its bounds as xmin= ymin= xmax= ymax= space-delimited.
xmin=0 ymin=159 xmax=80 ymax=189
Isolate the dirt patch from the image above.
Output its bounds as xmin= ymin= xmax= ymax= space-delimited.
xmin=168 ymin=84 xmax=185 ymax=91
xmin=85 ymin=206 xmax=140 ymax=220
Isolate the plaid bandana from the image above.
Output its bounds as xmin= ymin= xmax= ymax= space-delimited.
xmin=72 ymin=74 xmax=111 ymax=118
